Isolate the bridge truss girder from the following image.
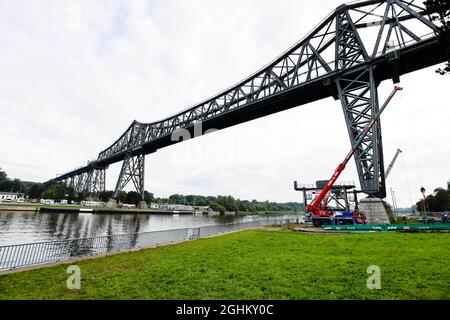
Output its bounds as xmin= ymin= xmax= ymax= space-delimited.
xmin=54 ymin=0 xmax=445 ymax=200
xmin=64 ymin=168 xmax=106 ymax=198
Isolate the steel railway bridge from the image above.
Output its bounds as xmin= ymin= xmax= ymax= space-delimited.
xmin=53 ymin=0 xmax=449 ymax=201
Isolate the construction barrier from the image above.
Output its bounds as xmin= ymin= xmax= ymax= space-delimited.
xmin=323 ymin=224 xmax=450 ymax=233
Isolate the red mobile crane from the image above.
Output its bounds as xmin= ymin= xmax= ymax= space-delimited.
xmin=306 ymin=86 xmax=403 ymax=227
xmin=385 ymin=149 xmax=403 ymax=179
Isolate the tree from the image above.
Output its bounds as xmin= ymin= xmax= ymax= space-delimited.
xmin=10 ymin=179 xmax=24 ymax=193
xmin=27 ymin=183 xmax=44 ymax=199
xmin=237 ymin=199 xmax=248 ymax=212
xmin=194 ymin=198 xmax=210 ymax=206
xmin=209 ymin=202 xmax=225 ymax=214
xmin=117 ymin=191 xmax=128 ymax=204
xmin=431 ymin=188 xmax=449 ymax=211
xmin=125 ymin=191 xmax=142 ymax=206
xmin=169 ymin=194 xmax=186 ymax=205
xmin=416 ymin=182 xmax=450 ymax=212
xmin=99 ymin=191 xmax=114 ymax=203
xmin=156 ymin=197 xmax=169 ymax=204
xmin=41 ymin=183 xmax=67 ymax=201
xmin=0 ymin=168 xmax=8 ymax=190
xmin=216 ymin=195 xmax=239 ymax=212
xmin=144 ymin=191 xmax=155 ymax=204
xmin=0 ymin=168 xmax=15 ymax=192
xmin=424 ymin=0 xmax=450 ymax=74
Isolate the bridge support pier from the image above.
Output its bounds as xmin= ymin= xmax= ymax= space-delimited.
xmin=336 ymin=71 xmax=391 ymax=223
xmin=107 ymin=198 xmax=118 ymax=209
xmin=336 ymin=67 xmax=386 ymax=199
xmin=359 ymin=198 xmax=390 ymax=224
xmin=334 ymin=9 xmax=387 ymax=200
xmin=114 ymin=153 xmax=145 ymax=201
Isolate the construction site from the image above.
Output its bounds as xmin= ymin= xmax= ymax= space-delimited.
xmin=294 ymin=110 xmax=450 ymax=233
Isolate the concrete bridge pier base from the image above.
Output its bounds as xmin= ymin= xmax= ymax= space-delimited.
xmin=138 ymin=201 xmax=148 ymax=210
xmin=107 ymin=199 xmax=118 ymax=209
xmin=359 ymin=198 xmax=390 ymax=225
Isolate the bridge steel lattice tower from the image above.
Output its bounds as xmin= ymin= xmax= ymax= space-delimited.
xmin=334 ymin=8 xmax=387 ymax=198
xmin=114 ymin=153 xmax=145 ymax=200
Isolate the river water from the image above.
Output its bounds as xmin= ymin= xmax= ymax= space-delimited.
xmin=0 ymin=211 xmax=300 ymax=246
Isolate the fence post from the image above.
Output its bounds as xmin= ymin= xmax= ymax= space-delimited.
xmin=188 ymin=228 xmax=201 ymax=240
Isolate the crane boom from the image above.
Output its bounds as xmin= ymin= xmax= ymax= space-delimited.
xmin=385 ymin=149 xmax=403 ymax=179
xmin=307 ymin=86 xmax=403 ymax=217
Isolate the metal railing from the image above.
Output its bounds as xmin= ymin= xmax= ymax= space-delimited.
xmin=0 ymin=218 xmax=300 ymax=272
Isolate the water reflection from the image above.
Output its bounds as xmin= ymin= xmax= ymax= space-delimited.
xmin=0 ymin=212 xmax=299 ymax=246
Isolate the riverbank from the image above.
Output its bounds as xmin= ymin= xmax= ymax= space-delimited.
xmin=0 ymin=229 xmax=448 ymax=300
xmin=0 ymin=203 xmax=196 ymax=215
xmin=0 ymin=203 xmax=299 ymax=217
xmin=39 ymin=206 xmax=195 ymax=215
xmin=0 ymin=205 xmax=37 ymax=212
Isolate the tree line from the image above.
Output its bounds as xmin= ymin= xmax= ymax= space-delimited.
xmin=416 ymin=180 xmax=450 ymax=212
xmin=150 ymin=194 xmax=303 ymax=214
xmin=0 ymin=167 xmax=48 ymax=199
xmin=0 ymin=168 xmax=302 ymax=213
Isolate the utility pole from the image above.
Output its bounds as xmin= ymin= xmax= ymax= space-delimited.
xmin=393 ymin=189 xmax=398 ymax=216
xmin=420 ymin=187 xmax=428 ymax=214
xmin=390 ymin=188 xmax=398 ymax=218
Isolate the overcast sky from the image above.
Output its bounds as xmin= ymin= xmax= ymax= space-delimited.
xmin=0 ymin=0 xmax=449 ymax=207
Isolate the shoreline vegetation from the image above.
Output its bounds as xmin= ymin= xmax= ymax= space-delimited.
xmin=0 ymin=229 xmax=448 ymax=300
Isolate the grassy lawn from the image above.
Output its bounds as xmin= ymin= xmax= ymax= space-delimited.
xmin=0 ymin=230 xmax=449 ymax=300
xmin=0 ymin=203 xmax=39 ymax=209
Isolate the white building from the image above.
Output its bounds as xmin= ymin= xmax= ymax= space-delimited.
xmin=158 ymin=204 xmax=194 ymax=212
xmin=0 ymin=192 xmax=25 ymax=202
xmin=81 ymin=201 xmax=105 ymax=207
xmin=150 ymin=203 xmax=212 ymax=212
xmin=40 ymin=199 xmax=55 ymax=205
xmin=150 ymin=203 xmax=159 ymax=209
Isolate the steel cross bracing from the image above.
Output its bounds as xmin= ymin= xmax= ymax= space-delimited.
xmin=54 ymin=0 xmax=447 ymax=199
xmin=336 ymin=67 xmax=387 ymax=197
xmin=114 ymin=154 xmax=145 ymax=200
xmin=63 ymin=168 xmax=106 ymax=197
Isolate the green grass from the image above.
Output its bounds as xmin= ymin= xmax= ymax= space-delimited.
xmin=0 ymin=230 xmax=449 ymax=300
xmin=0 ymin=203 xmax=38 ymax=208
